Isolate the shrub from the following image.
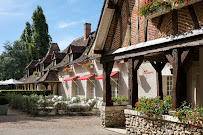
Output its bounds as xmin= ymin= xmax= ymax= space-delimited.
xmin=0 ymin=96 xmax=9 ymax=105
xmin=0 ymin=90 xmax=51 ymax=96
xmin=82 ymin=62 xmax=93 ymax=68
xmin=110 ymin=95 xmax=128 ymax=105
xmin=135 ymin=0 xmax=193 ymax=17
xmin=173 ymin=101 xmax=203 ymax=127
xmin=6 ymin=94 xmax=40 ymax=115
xmin=133 ymin=96 xmax=172 ymax=118
xmin=72 ymin=97 xmax=81 ymax=103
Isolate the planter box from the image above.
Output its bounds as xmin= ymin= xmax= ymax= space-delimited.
xmin=113 ymin=101 xmax=128 ymax=106
xmin=68 ymin=69 xmax=73 ymax=72
xmin=146 ymin=8 xmax=169 ymax=19
xmin=0 ymin=104 xmax=8 ymax=115
xmin=88 ymin=65 xmax=94 ymax=69
xmin=146 ymin=0 xmax=201 ymax=19
xmin=124 ymin=109 xmax=203 ymax=135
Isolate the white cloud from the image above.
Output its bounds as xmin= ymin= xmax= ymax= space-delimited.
xmin=0 ymin=0 xmax=31 ymax=17
xmin=58 ymin=20 xmax=85 ymax=29
xmin=0 ymin=12 xmax=24 ymax=16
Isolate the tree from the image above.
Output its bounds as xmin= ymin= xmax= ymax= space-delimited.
xmin=32 ymin=6 xmax=51 ymax=59
xmin=20 ymin=22 xmax=35 ymax=62
xmin=0 ymin=41 xmax=27 ymax=81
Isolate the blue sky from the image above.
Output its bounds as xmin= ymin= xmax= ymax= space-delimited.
xmin=0 ymin=0 xmax=104 ymax=53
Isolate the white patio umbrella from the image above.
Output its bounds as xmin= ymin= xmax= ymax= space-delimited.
xmin=1 ymin=79 xmax=23 ymax=85
xmin=0 ymin=80 xmax=7 ymax=85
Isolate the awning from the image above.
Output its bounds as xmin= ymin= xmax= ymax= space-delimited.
xmin=77 ymin=74 xmax=95 ymax=81
xmin=64 ymin=76 xmax=78 ymax=81
xmin=95 ymin=71 xmax=119 ymax=80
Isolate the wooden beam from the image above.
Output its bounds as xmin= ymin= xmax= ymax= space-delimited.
xmin=108 ymin=1 xmax=124 ymax=51
xmin=154 ymin=15 xmax=165 ymax=39
xmin=166 ymin=49 xmax=180 ymax=108
xmin=107 ymin=1 xmax=117 ymax=9
xmin=94 ymin=50 xmax=104 ymax=54
xmin=165 ymin=48 xmax=193 ymax=108
xmin=150 ymin=62 xmax=166 ymax=99
xmin=172 ymin=10 xmax=178 ymax=35
xmin=119 ymin=15 xmax=123 ymax=48
xmin=125 ymin=0 xmax=131 ymax=46
xmin=136 ymin=0 xmax=140 ymax=44
xmin=187 ymin=5 xmax=201 ymax=29
xmin=181 ymin=48 xmax=194 ymax=72
xmin=144 ymin=19 xmax=148 ymax=42
xmin=103 ymin=61 xmax=114 ymax=106
xmin=100 ymin=33 xmax=203 ymax=63
xmin=128 ymin=57 xmax=143 ymax=107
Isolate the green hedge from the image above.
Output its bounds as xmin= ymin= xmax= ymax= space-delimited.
xmin=0 ymin=90 xmax=51 ymax=96
xmin=6 ymin=94 xmax=40 ymax=115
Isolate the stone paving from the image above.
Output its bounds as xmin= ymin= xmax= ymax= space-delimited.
xmin=0 ymin=109 xmax=123 ymax=135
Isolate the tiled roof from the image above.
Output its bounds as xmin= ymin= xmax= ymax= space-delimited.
xmin=45 ymin=43 xmax=60 ymax=56
xmin=52 ymin=52 xmax=66 ymax=60
xmin=52 ymin=32 xmax=95 ymax=69
xmin=37 ymin=70 xmax=59 ymax=83
xmin=40 ymin=43 xmax=60 ymax=64
xmin=21 ymin=75 xmax=39 ymax=84
xmin=51 ymin=54 xmax=69 ymax=69
xmin=70 ymin=45 xmax=86 ymax=54
xmin=63 ymin=32 xmax=95 ymax=54
xmin=69 ymin=47 xmax=90 ymax=65
xmin=44 ymin=62 xmax=53 ymax=71
xmin=26 ymin=60 xmax=39 ymax=69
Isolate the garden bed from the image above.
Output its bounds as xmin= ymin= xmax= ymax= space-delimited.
xmin=125 ymin=96 xmax=203 ymax=134
xmin=5 ymin=94 xmax=97 ymax=116
xmin=125 ymin=109 xmax=203 ymax=135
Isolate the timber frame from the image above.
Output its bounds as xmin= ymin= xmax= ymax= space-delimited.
xmin=101 ymin=29 xmax=203 ymax=108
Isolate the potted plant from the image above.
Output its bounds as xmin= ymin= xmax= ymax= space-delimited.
xmin=0 ymin=95 xmax=9 ymax=115
xmin=62 ymin=67 xmax=72 ymax=72
xmin=82 ymin=62 xmax=94 ymax=69
xmin=110 ymin=95 xmax=128 ymax=105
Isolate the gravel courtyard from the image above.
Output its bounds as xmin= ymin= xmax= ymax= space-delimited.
xmin=0 ymin=109 xmax=122 ymax=135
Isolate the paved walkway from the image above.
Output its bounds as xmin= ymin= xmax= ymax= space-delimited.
xmin=0 ymin=109 xmax=124 ymax=135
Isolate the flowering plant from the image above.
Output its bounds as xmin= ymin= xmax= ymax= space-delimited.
xmin=133 ymin=96 xmax=172 ymax=118
xmin=82 ymin=62 xmax=93 ymax=68
xmin=33 ymin=71 xmax=39 ymax=76
xmin=110 ymin=95 xmax=128 ymax=105
xmin=173 ymin=101 xmax=203 ymax=127
xmin=62 ymin=67 xmax=72 ymax=72
xmin=136 ymin=0 xmax=194 ymax=17
xmin=114 ymin=60 xmax=120 ymax=65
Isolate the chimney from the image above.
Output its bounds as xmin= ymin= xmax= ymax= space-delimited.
xmin=84 ymin=23 xmax=91 ymax=40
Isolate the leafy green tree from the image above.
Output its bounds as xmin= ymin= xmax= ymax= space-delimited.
xmin=20 ymin=22 xmax=35 ymax=62
xmin=0 ymin=41 xmax=27 ymax=81
xmin=32 ymin=5 xmax=51 ymax=59
xmin=20 ymin=29 xmax=26 ymax=42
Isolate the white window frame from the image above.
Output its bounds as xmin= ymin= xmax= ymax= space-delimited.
xmin=163 ymin=75 xmax=173 ymax=96
xmin=72 ymin=81 xmax=79 ymax=97
xmin=89 ymin=80 xmax=95 ymax=99
xmin=111 ymin=79 xmax=119 ymax=98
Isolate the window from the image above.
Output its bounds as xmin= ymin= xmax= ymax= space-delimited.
xmin=73 ymin=82 xmax=79 ymax=97
xmin=75 ymin=87 xmax=79 ymax=97
xmin=111 ymin=80 xmax=118 ymax=98
xmin=166 ymin=76 xmax=173 ymax=96
xmin=90 ymin=81 xmax=95 ymax=99
xmin=69 ymin=54 xmax=73 ymax=63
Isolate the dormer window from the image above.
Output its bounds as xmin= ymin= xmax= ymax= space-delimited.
xmin=69 ymin=53 xmax=73 ymax=63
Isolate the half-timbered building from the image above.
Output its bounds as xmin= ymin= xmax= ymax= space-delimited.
xmin=91 ymin=0 xmax=203 ymax=127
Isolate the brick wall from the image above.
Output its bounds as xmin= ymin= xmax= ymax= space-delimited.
xmin=103 ymin=0 xmax=203 ymax=51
